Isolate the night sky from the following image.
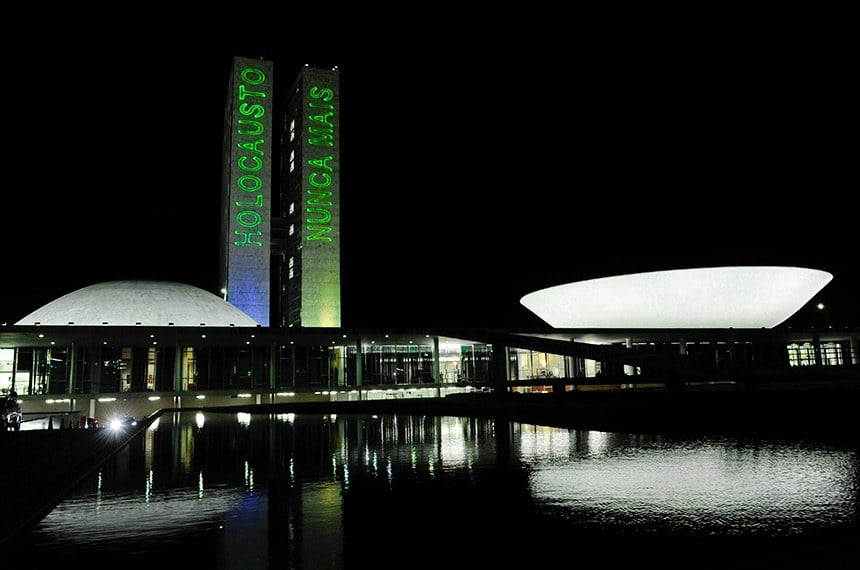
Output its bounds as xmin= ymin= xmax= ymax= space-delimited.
xmin=2 ymin=6 xmax=857 ymax=329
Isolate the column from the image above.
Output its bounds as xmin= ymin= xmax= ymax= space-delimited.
xmin=354 ymin=339 xmax=363 ymax=400
xmin=850 ymin=335 xmax=858 ymax=365
xmin=813 ymin=335 xmax=822 ymax=366
xmin=67 ymin=342 xmax=77 ymax=395
xmin=432 ymin=336 xmax=441 ymax=398
xmin=174 ymin=343 xmax=183 ymax=391
xmin=491 ymin=343 xmax=509 ymax=399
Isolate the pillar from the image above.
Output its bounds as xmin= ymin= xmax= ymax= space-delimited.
xmin=850 ymin=335 xmax=859 ymax=365
xmin=354 ymin=338 xmax=363 ymax=389
xmin=624 ymin=338 xmax=636 ymax=390
xmin=432 ymin=336 xmax=441 ymax=398
xmin=491 ymin=343 xmax=509 ymax=399
xmin=813 ymin=335 xmax=822 ymax=366
xmin=67 ymin=342 xmax=76 ymax=395
xmin=174 ymin=343 xmax=183 ymax=391
xmin=269 ymin=339 xmax=277 ymax=398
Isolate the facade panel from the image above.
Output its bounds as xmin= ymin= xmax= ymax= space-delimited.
xmin=283 ymin=66 xmax=341 ymax=327
xmin=220 ymin=57 xmax=274 ymax=326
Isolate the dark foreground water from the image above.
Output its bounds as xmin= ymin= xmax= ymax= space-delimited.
xmin=8 ymin=410 xmax=860 ymax=568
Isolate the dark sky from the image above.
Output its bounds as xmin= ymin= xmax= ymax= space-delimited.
xmin=2 ymin=6 xmax=857 ymax=329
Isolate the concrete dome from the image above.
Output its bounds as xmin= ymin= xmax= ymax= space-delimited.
xmin=15 ymin=280 xmax=259 ymax=327
xmin=520 ymin=267 xmax=833 ymax=329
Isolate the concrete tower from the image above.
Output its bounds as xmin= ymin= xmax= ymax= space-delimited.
xmin=219 ymin=56 xmax=275 ymax=326
xmin=278 ymin=65 xmax=341 ymax=327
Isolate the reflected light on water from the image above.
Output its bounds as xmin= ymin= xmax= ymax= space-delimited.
xmin=244 ymin=460 xmax=254 ymax=491
xmin=438 ymin=417 xmax=469 ymax=469
xmin=275 ymin=412 xmax=296 ymax=423
xmin=11 ymin=412 xmax=859 ymax=567
xmin=36 ymin=486 xmax=245 ymax=547
xmin=523 ymin=428 xmax=858 ymax=536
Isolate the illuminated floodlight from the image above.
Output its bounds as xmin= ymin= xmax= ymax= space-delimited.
xmin=519 ymin=267 xmax=833 ymax=329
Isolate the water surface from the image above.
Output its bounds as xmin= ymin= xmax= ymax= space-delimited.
xmin=9 ymin=411 xmax=859 ymax=568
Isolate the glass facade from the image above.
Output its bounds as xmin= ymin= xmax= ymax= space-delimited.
xmin=1 ymin=329 xmax=858 ymax=398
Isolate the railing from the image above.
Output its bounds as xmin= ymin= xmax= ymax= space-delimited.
xmin=19 ymin=411 xmax=89 ymax=431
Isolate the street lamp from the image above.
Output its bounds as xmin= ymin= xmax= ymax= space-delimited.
xmin=817 ymin=302 xmax=831 ymax=328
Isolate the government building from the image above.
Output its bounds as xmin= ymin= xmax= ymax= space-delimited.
xmin=1 ymin=62 xmax=858 ymax=427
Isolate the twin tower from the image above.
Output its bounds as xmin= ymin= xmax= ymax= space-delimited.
xmin=219 ymin=60 xmax=341 ymax=328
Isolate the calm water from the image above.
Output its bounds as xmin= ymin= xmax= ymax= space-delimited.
xmin=8 ymin=410 xmax=860 ymax=568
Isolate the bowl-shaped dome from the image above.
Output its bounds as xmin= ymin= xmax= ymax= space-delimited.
xmin=15 ymin=280 xmax=259 ymax=327
xmin=520 ymin=267 xmax=833 ymax=329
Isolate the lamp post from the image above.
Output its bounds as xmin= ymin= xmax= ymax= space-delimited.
xmin=817 ymin=302 xmax=831 ymax=328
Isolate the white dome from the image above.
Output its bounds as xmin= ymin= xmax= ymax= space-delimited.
xmin=520 ymin=267 xmax=833 ymax=329
xmin=15 ymin=281 xmax=259 ymax=327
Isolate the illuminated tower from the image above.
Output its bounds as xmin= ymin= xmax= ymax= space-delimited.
xmin=278 ymin=65 xmax=341 ymax=327
xmin=219 ymin=56 xmax=275 ymax=326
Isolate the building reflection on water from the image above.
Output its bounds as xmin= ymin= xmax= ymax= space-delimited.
xmin=11 ymin=411 xmax=859 ymax=567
